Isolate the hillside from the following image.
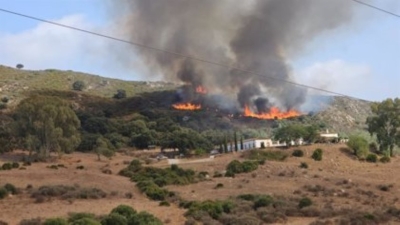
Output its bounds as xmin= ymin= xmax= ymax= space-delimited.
xmin=0 ymin=65 xmax=177 ymax=104
xmin=0 ymin=65 xmax=373 ymax=135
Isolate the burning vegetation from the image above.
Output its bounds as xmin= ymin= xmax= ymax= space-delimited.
xmin=113 ymin=0 xmax=356 ymax=119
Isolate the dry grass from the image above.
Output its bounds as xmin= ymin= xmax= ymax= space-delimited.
xmin=2 ymin=144 xmax=400 ymax=224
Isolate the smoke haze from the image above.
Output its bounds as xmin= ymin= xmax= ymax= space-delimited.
xmin=111 ymin=0 xmax=355 ymax=112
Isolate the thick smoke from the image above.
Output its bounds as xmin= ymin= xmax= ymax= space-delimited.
xmin=112 ymin=0 xmax=354 ymax=112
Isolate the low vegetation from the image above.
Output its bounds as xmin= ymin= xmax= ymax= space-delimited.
xmin=312 ymin=148 xmax=323 ymax=161
xmin=292 ymin=149 xmax=304 ymax=157
xmin=19 ymin=205 xmax=162 ymax=225
xmin=30 ymin=185 xmax=107 ymax=202
xmin=225 ymin=160 xmax=259 ymax=177
xmin=119 ymin=160 xmax=200 ymax=201
xmin=242 ymin=149 xmax=288 ymax=162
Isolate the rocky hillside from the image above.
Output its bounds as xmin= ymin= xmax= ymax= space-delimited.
xmin=315 ymin=96 xmax=372 ymax=134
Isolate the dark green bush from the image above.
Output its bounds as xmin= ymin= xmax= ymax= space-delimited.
xmin=100 ymin=213 xmax=127 ymax=225
xmin=128 ymin=211 xmax=163 ymax=225
xmin=298 ymin=197 xmax=312 ymax=209
xmin=110 ymin=205 xmax=137 ymax=219
xmin=242 ymin=161 xmax=259 ymax=173
xmin=366 ymin=154 xmax=378 ymax=163
xmin=4 ymin=183 xmax=17 ymax=195
xmin=299 ymin=162 xmax=308 ymax=169
xmin=244 ymin=150 xmax=288 ymax=162
xmin=254 ymin=195 xmax=274 ymax=209
xmin=43 ymin=218 xmax=68 ymax=225
xmin=238 ymin=194 xmax=256 ymax=201
xmin=2 ymin=163 xmax=12 ymax=170
xmin=226 ymin=160 xmax=243 ymax=174
xmin=186 ymin=200 xmax=234 ymax=220
xmin=70 ymin=218 xmax=100 ymax=225
xmin=292 ymin=149 xmax=304 ymax=157
xmin=311 ymin=149 xmax=323 ymax=161
xmin=68 ymin=212 xmax=96 ymax=223
xmin=380 ymin=156 xmax=391 ymax=163
xmin=225 ymin=160 xmax=258 ymax=177
xmin=12 ymin=162 xmax=20 ymax=169
xmin=159 ymin=201 xmax=170 ymax=207
xmin=0 ymin=187 xmax=8 ymax=199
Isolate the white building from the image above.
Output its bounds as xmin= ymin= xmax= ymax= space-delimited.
xmin=227 ymin=138 xmax=287 ymax=152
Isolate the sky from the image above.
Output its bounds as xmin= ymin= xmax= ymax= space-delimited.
xmin=0 ymin=0 xmax=399 ymax=101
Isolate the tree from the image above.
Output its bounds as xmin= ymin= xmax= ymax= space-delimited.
xmin=240 ymin=136 xmax=244 ymax=150
xmin=274 ymin=124 xmax=306 ymax=147
xmin=113 ymin=89 xmax=127 ymax=99
xmin=347 ymin=135 xmax=369 ymax=159
xmin=72 ymin=80 xmax=85 ymax=91
xmin=16 ymin=64 xmax=24 ymax=69
xmin=95 ymin=137 xmax=114 ymax=161
xmin=366 ymin=98 xmax=400 ymax=157
xmin=15 ymin=96 xmax=81 ymax=159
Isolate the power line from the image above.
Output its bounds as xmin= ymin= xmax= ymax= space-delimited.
xmin=0 ymin=7 xmax=372 ymax=102
xmin=351 ymin=0 xmax=400 ymax=18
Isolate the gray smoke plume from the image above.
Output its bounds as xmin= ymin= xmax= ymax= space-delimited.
xmin=111 ymin=0 xmax=355 ymax=112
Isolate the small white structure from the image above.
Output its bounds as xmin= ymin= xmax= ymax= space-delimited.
xmin=227 ymin=138 xmax=287 ymax=152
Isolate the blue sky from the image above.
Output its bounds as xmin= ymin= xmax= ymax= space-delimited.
xmin=0 ymin=0 xmax=399 ymax=101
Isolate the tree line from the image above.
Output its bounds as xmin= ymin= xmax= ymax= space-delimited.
xmin=0 ymin=95 xmax=398 ymax=160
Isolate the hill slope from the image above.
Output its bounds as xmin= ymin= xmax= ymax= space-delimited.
xmin=0 ymin=65 xmax=373 ymax=134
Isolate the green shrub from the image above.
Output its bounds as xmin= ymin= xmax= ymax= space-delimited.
xmin=159 ymin=201 xmax=170 ymax=207
xmin=136 ymin=181 xmax=168 ymax=201
xmin=72 ymin=80 xmax=85 ymax=91
xmin=2 ymin=163 xmax=12 ymax=170
xmin=68 ymin=213 xmax=97 ymax=223
xmin=43 ymin=218 xmax=68 ymax=225
xmin=70 ymin=218 xmax=101 ymax=225
xmin=128 ymin=211 xmax=163 ymax=225
xmin=366 ymin=154 xmax=378 ymax=163
xmin=4 ymin=183 xmax=17 ymax=195
xmin=100 ymin=213 xmax=127 ymax=225
xmin=292 ymin=149 xmax=304 ymax=157
xmin=254 ymin=195 xmax=274 ymax=209
xmin=244 ymin=150 xmax=288 ymax=162
xmin=226 ymin=160 xmax=243 ymax=174
xmin=110 ymin=205 xmax=137 ymax=219
xmin=380 ymin=156 xmax=391 ymax=163
xmin=311 ymin=149 xmax=323 ymax=161
xmin=299 ymin=162 xmax=308 ymax=169
xmin=238 ymin=194 xmax=256 ymax=201
xmin=186 ymin=200 xmax=234 ymax=220
xmin=0 ymin=187 xmax=8 ymax=199
xmin=347 ymin=135 xmax=369 ymax=159
xmin=225 ymin=160 xmax=258 ymax=177
xmin=299 ymin=197 xmax=312 ymax=209
xmin=12 ymin=162 xmax=20 ymax=169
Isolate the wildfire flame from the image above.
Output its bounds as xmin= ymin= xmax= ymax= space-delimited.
xmin=195 ymin=86 xmax=207 ymax=94
xmin=173 ymin=103 xmax=202 ymax=111
xmin=244 ymin=105 xmax=301 ymax=120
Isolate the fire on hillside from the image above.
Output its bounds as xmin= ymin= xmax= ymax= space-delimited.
xmin=172 ymin=103 xmax=201 ymax=111
xmin=243 ymin=105 xmax=301 ymax=120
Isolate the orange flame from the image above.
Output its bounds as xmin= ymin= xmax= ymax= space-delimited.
xmin=244 ymin=105 xmax=301 ymax=120
xmin=196 ymin=86 xmax=207 ymax=94
xmin=173 ymin=103 xmax=202 ymax=111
